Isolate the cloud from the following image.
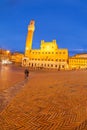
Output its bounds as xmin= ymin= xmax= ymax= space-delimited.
xmin=69 ymin=48 xmax=87 ymax=52
xmin=69 ymin=48 xmax=87 ymax=56
xmin=72 ymin=49 xmax=85 ymax=51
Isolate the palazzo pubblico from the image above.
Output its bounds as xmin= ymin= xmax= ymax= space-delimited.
xmin=22 ymin=20 xmax=87 ymax=70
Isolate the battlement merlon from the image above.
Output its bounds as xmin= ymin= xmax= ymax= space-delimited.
xmin=28 ymin=20 xmax=35 ymax=31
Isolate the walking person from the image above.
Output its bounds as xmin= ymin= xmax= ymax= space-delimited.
xmin=24 ymin=68 xmax=29 ymax=80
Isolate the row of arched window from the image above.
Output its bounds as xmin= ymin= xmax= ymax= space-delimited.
xmin=31 ymin=51 xmax=66 ymax=55
xmin=29 ymin=58 xmax=66 ymax=62
xmin=28 ymin=63 xmax=65 ymax=69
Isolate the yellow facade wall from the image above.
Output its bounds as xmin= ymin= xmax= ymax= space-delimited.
xmin=69 ymin=57 xmax=87 ymax=69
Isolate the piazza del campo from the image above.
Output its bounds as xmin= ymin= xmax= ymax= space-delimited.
xmin=0 ymin=20 xmax=87 ymax=130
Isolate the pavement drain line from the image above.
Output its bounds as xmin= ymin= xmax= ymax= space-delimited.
xmin=0 ymin=79 xmax=27 ymax=113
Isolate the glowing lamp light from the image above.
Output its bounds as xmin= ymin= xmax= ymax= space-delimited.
xmin=2 ymin=59 xmax=12 ymax=64
xmin=6 ymin=50 xmax=10 ymax=54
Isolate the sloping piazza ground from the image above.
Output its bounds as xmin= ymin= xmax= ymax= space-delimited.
xmin=0 ymin=68 xmax=87 ymax=130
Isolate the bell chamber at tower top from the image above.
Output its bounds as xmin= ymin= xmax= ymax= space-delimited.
xmin=28 ymin=20 xmax=35 ymax=31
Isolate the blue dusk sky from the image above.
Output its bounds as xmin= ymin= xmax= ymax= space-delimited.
xmin=0 ymin=0 xmax=87 ymax=54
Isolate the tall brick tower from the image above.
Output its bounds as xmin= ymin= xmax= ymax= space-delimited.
xmin=25 ymin=20 xmax=35 ymax=56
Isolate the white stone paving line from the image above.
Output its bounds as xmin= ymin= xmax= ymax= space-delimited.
xmin=0 ymin=80 xmax=27 ymax=112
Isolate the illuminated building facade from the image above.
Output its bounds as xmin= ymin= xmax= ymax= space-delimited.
xmin=69 ymin=54 xmax=87 ymax=69
xmin=0 ymin=49 xmax=11 ymax=61
xmin=11 ymin=52 xmax=24 ymax=63
xmin=22 ymin=20 xmax=69 ymax=70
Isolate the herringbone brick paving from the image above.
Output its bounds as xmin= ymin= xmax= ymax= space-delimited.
xmin=0 ymin=70 xmax=87 ymax=130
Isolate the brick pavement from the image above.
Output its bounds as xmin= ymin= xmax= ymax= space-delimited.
xmin=0 ymin=70 xmax=87 ymax=130
xmin=0 ymin=65 xmax=24 ymax=92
